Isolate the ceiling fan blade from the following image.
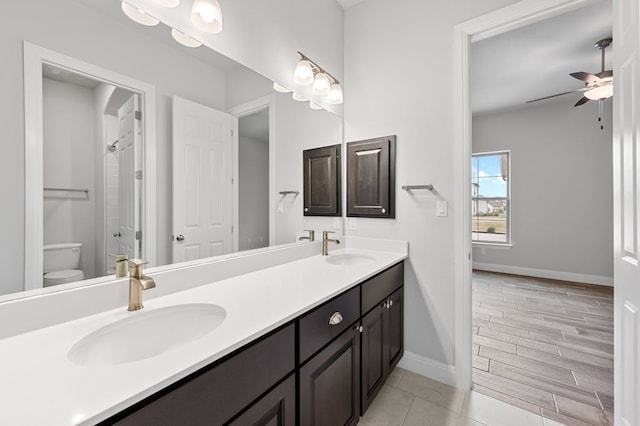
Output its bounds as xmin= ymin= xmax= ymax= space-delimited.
xmin=596 ymin=70 xmax=613 ymax=79
xmin=526 ymin=87 xmax=588 ymax=104
xmin=574 ymin=96 xmax=590 ymax=107
xmin=570 ymin=71 xmax=601 ymax=84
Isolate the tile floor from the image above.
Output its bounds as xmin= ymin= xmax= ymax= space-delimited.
xmin=471 ymin=271 xmax=614 ymax=426
xmin=360 ymin=367 xmax=566 ymax=426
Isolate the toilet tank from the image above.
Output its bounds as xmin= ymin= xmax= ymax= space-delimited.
xmin=43 ymin=243 xmax=82 ymax=273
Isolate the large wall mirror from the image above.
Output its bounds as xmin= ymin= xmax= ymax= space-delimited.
xmin=1 ymin=0 xmax=343 ymax=300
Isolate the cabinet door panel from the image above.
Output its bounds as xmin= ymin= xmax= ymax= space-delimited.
xmin=361 ymin=303 xmax=385 ymax=413
xmin=303 ymin=144 xmax=341 ymax=216
xmin=385 ymin=287 xmax=404 ymax=373
xmin=230 ymin=374 xmax=295 ymax=426
xmin=300 ymin=325 xmax=361 ymax=426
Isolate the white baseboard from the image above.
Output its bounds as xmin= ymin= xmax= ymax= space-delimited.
xmin=472 ymin=262 xmax=613 ymax=287
xmin=397 ymin=351 xmax=456 ymax=387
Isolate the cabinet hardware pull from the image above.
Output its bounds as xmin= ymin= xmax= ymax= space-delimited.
xmin=328 ymin=312 xmax=343 ymax=326
xmin=388 ymin=300 xmax=394 ymax=308
xmin=354 ymin=325 xmax=363 ymax=333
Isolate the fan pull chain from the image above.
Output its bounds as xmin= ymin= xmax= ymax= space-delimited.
xmin=599 ymin=100 xmax=604 ymax=130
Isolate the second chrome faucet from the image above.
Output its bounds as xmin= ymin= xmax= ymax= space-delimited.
xmin=322 ymin=231 xmax=340 ymax=256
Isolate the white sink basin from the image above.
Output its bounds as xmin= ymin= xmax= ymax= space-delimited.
xmin=325 ymin=253 xmax=376 ymax=266
xmin=68 ymin=303 xmax=226 ymax=366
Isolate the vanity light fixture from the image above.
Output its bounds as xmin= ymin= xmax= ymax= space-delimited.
xmin=121 ymin=1 xmax=160 ymax=26
xmin=273 ymin=82 xmax=291 ymax=93
xmin=171 ymin=28 xmax=202 ymax=47
xmin=292 ymin=93 xmax=307 ymax=102
xmin=153 ymin=0 xmax=180 ymax=6
xmin=190 ymin=0 xmax=223 ymax=34
xmin=293 ymin=51 xmax=343 ymax=105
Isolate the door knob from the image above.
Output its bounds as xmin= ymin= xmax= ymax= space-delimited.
xmin=176 ymin=234 xmax=185 ymax=242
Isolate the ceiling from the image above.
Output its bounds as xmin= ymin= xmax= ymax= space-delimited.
xmin=471 ymin=1 xmax=612 ymax=115
xmin=337 ymin=0 xmax=367 ymax=9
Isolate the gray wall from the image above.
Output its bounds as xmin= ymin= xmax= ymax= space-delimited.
xmin=238 ymin=135 xmax=270 ymax=251
xmin=472 ymin=101 xmax=613 ymax=282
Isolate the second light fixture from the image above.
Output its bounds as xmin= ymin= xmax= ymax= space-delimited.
xmin=293 ymin=52 xmax=343 ymax=105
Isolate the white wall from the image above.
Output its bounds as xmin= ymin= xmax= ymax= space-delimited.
xmin=344 ymin=0 xmax=520 ymax=377
xmin=0 ymin=0 xmax=227 ymax=295
xmin=238 ymin=134 xmax=269 ymax=251
xmin=273 ymin=94 xmax=343 ymax=244
xmin=472 ymin=101 xmax=613 ymax=283
xmin=42 ymin=78 xmax=96 ymax=278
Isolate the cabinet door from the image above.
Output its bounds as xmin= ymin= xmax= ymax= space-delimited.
xmin=300 ymin=324 xmax=361 ymax=426
xmin=361 ymin=287 xmax=404 ymax=415
xmin=303 ymin=144 xmax=341 ymax=216
xmin=230 ymin=374 xmax=296 ymax=426
xmin=346 ymin=135 xmax=396 ymax=218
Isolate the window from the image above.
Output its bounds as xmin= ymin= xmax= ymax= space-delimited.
xmin=472 ymin=151 xmax=510 ymax=244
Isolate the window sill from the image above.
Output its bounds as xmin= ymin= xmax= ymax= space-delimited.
xmin=472 ymin=242 xmax=512 ymax=250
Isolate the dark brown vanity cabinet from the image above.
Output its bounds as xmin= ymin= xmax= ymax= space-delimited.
xmin=346 ymin=135 xmax=396 ymax=218
xmin=361 ymin=287 xmax=404 ymax=413
xmin=303 ymin=144 xmax=341 ymax=216
xmin=106 ymin=261 xmax=404 ymax=426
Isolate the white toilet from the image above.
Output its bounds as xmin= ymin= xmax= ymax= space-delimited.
xmin=43 ymin=243 xmax=85 ymax=287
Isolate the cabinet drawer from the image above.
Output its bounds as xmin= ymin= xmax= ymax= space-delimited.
xmin=299 ymin=285 xmax=360 ymax=363
xmin=361 ymin=261 xmax=404 ymax=315
xmin=111 ymin=324 xmax=295 ymax=426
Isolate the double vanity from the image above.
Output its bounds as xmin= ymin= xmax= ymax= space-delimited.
xmin=0 ymin=237 xmax=407 ymax=425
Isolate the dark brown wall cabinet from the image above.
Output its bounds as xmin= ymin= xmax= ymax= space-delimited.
xmin=105 ymin=262 xmax=405 ymax=426
xmin=303 ymin=144 xmax=341 ymax=216
xmin=347 ymin=135 xmax=396 ymax=218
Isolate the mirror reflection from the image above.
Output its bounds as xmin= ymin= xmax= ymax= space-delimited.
xmin=2 ymin=0 xmax=343 ymax=298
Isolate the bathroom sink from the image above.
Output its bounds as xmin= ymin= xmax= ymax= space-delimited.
xmin=68 ymin=303 xmax=226 ymax=366
xmin=325 ymin=253 xmax=376 ymax=266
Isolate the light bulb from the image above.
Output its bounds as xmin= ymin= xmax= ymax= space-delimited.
xmin=191 ymin=0 xmax=223 ymax=33
xmin=294 ymin=60 xmax=314 ymax=86
xmin=292 ymin=93 xmax=307 ymax=102
xmin=585 ymin=84 xmax=613 ymax=100
xmin=327 ymin=83 xmax=343 ymax=104
xmin=152 ymin=0 xmax=180 ymax=7
xmin=171 ymin=28 xmax=202 ymax=48
xmin=312 ymin=73 xmax=331 ymax=96
xmin=273 ymin=82 xmax=291 ymax=93
xmin=121 ymin=2 xmax=159 ymax=26
xmin=309 ymin=102 xmax=323 ymax=110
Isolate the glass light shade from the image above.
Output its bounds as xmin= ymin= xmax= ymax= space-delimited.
xmin=293 ymin=60 xmax=314 ymax=86
xmin=273 ymin=82 xmax=291 ymax=93
xmin=171 ymin=28 xmax=202 ymax=48
xmin=292 ymin=93 xmax=307 ymax=102
xmin=191 ymin=0 xmax=223 ymax=34
xmin=326 ymin=83 xmax=344 ymax=104
xmin=309 ymin=102 xmax=323 ymax=110
xmin=153 ymin=0 xmax=180 ymax=6
xmin=585 ymin=84 xmax=613 ymax=100
xmin=121 ymin=2 xmax=160 ymax=26
xmin=311 ymin=72 xmax=331 ymax=96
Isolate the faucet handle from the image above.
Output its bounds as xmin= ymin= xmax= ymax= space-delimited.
xmin=128 ymin=258 xmax=148 ymax=266
xmin=128 ymin=259 xmax=148 ymax=276
xmin=322 ymin=230 xmax=335 ymax=238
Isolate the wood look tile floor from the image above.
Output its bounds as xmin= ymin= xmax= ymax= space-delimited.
xmin=472 ymin=271 xmax=614 ymax=426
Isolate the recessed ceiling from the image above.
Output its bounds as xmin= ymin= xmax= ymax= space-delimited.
xmin=471 ymin=1 xmax=612 ymax=115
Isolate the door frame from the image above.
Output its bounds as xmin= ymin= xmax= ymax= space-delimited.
xmin=452 ymin=0 xmax=602 ymax=389
xmin=228 ymin=95 xmax=276 ymax=251
xmin=23 ymin=42 xmax=157 ymax=290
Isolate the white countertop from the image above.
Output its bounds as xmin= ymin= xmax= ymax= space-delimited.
xmin=0 ymin=244 xmax=406 ymax=425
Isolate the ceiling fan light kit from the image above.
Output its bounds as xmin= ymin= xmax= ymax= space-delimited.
xmin=527 ymin=37 xmax=613 ymax=130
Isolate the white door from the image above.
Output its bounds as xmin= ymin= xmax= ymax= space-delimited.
xmin=613 ymin=0 xmax=640 ymax=424
xmin=118 ymin=95 xmax=140 ymax=260
xmin=172 ymin=96 xmax=235 ymax=262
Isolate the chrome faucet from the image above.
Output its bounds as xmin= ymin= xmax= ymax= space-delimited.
xmin=322 ymin=231 xmax=340 ymax=256
xmin=299 ymin=229 xmax=315 ymax=242
xmin=128 ymin=259 xmax=156 ymax=311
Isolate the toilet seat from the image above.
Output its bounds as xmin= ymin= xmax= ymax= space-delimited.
xmin=43 ymin=269 xmax=85 ymax=286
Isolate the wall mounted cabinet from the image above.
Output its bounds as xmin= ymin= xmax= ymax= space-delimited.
xmin=347 ymin=136 xmax=396 ymax=218
xmin=303 ymin=144 xmax=342 ymax=216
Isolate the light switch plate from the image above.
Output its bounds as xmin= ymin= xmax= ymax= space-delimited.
xmin=436 ymin=200 xmax=448 ymax=217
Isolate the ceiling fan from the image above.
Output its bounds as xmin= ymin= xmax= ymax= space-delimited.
xmin=527 ymin=37 xmax=613 ymax=128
